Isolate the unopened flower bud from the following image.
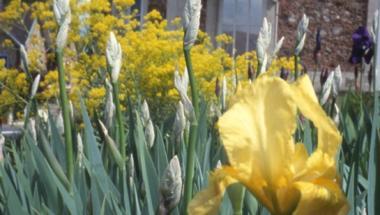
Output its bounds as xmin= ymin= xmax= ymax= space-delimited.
xmin=77 ymin=133 xmax=84 ymax=167
xmin=53 ymin=0 xmax=70 ymax=25
xmin=216 ymin=160 xmax=222 ymax=169
xmin=297 ymin=14 xmax=309 ymax=42
xmin=295 ymin=34 xmax=306 ymax=55
xmin=332 ymin=65 xmax=342 ymax=98
xmin=20 ymin=44 xmax=29 ymax=69
xmin=99 ymin=120 xmax=124 ymax=168
xmin=320 ymin=70 xmax=335 ymax=105
xmin=38 ymin=108 xmax=48 ymax=123
xmin=105 ymin=79 xmax=115 ymax=128
xmin=106 ymin=32 xmax=122 ymax=83
xmin=174 ymin=70 xmax=195 ymax=121
xmin=333 ymin=103 xmax=340 ymax=126
xmin=183 ymin=0 xmax=202 ymax=49
xmin=56 ymin=17 xmax=71 ymax=50
xmin=256 ymin=18 xmax=272 ymax=63
xmin=159 ymin=155 xmax=182 ymax=213
xmin=145 ymin=119 xmax=155 ymax=148
xmin=31 ymin=74 xmax=41 ymax=98
xmin=173 ymin=101 xmax=186 ymax=144
xmin=259 ymin=54 xmax=268 ymax=75
xmin=272 ymin=36 xmax=285 ymax=57
xmin=57 ymin=111 xmax=64 ymax=135
xmin=141 ymin=100 xmax=151 ymax=126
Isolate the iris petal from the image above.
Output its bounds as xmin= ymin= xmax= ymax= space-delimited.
xmin=189 ymin=75 xmax=348 ymax=215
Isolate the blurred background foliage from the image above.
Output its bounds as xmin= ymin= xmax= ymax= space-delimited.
xmin=0 ymin=0 xmax=296 ymax=121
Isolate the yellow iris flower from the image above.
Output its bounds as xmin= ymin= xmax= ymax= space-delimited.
xmin=188 ymin=75 xmax=349 ymax=215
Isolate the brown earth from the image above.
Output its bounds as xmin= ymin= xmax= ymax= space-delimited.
xmin=278 ymin=0 xmax=369 ymax=72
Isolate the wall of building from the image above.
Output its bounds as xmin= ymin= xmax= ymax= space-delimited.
xmin=278 ymin=0 xmax=369 ymax=72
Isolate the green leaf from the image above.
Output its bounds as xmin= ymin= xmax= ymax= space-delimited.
xmin=134 ymin=111 xmax=159 ymax=215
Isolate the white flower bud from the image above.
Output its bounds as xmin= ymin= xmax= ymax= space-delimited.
xmin=320 ymin=71 xmax=334 ymax=105
xmin=53 ymin=0 xmax=70 ymax=25
xmin=56 ymin=14 xmax=71 ymax=50
xmin=181 ymin=96 xmax=195 ymax=122
xmin=99 ymin=120 xmax=124 ymax=168
xmin=183 ymin=0 xmax=202 ymax=48
xmin=259 ymin=54 xmax=268 ymax=75
xmin=297 ymin=14 xmax=309 ymax=42
xmin=141 ymin=99 xmax=151 ymax=126
xmin=174 ymin=69 xmax=189 ymax=95
xmin=159 ymin=155 xmax=182 ymax=211
xmin=173 ymin=101 xmax=186 ymax=144
xmin=333 ymin=103 xmax=340 ymax=126
xmin=174 ymin=69 xmax=195 ymax=121
xmin=37 ymin=108 xmax=49 ymax=123
xmin=106 ymin=32 xmax=122 ymax=83
xmin=260 ymin=18 xmax=272 ymax=49
xmin=31 ymin=74 xmax=40 ymax=98
xmin=332 ymin=65 xmax=342 ymax=98
xmin=272 ymin=36 xmax=285 ymax=57
xmin=256 ymin=17 xmax=272 ymax=62
xmin=295 ymin=34 xmax=306 ymax=55
xmin=105 ymin=80 xmax=115 ymax=128
xmin=56 ymin=111 xmax=65 ymax=135
xmin=216 ymin=160 xmax=222 ymax=169
xmin=144 ymin=119 xmax=155 ymax=148
xmin=77 ymin=133 xmax=84 ymax=167
xmin=20 ymin=44 xmax=29 ymax=68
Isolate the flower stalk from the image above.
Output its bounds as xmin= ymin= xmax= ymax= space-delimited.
xmin=182 ymin=0 xmax=201 ymax=211
xmin=56 ymin=49 xmax=74 ymax=185
xmin=53 ymin=0 xmax=74 ymax=188
xmin=183 ymin=47 xmax=200 ymax=212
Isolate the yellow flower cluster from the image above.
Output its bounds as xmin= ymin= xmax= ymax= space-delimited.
xmin=0 ymin=60 xmax=28 ymax=118
xmin=0 ymin=0 xmax=297 ymax=119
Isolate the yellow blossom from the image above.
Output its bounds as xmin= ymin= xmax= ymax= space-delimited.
xmin=188 ymin=75 xmax=348 ymax=215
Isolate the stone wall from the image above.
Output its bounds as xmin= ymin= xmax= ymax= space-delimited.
xmin=278 ymin=0 xmax=369 ymax=72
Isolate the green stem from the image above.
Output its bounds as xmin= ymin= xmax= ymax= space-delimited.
xmin=183 ymin=47 xmax=200 ymax=213
xmin=56 ymin=49 xmax=74 ymax=186
xmin=111 ymin=81 xmax=126 ymax=159
xmin=111 ymin=80 xmax=127 ymax=205
xmin=294 ymin=55 xmax=299 ymax=80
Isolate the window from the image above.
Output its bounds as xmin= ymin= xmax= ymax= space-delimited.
xmin=220 ymin=0 xmax=265 ymax=54
xmin=132 ymin=0 xmax=149 ymax=26
xmin=0 ymin=55 xmax=8 ymax=68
